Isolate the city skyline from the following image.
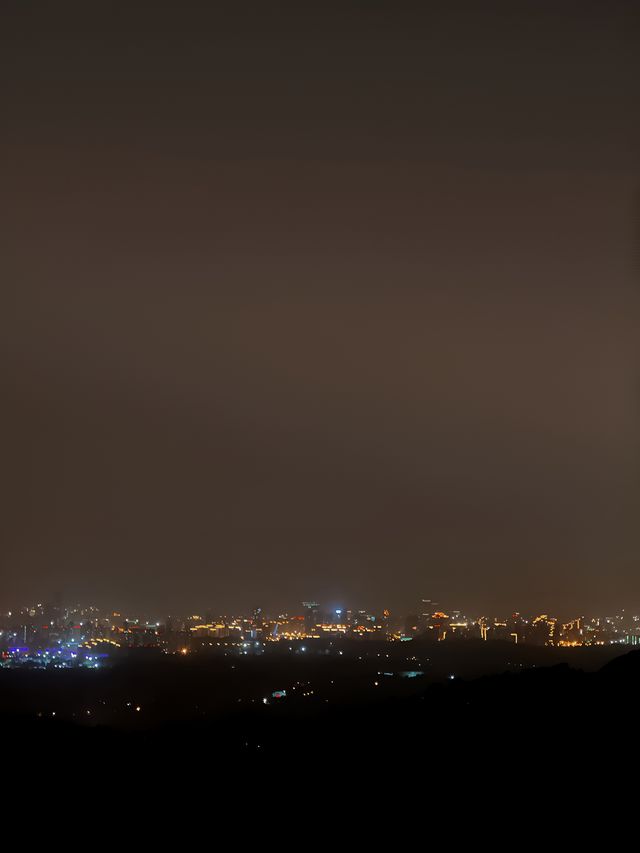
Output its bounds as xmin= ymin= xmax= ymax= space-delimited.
xmin=6 ymin=582 xmax=640 ymax=623
xmin=5 ymin=591 xmax=640 ymax=629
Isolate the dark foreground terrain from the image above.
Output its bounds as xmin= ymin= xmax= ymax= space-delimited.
xmin=3 ymin=639 xmax=639 ymax=777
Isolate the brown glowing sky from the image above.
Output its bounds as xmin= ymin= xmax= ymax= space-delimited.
xmin=1 ymin=1 xmax=639 ymax=615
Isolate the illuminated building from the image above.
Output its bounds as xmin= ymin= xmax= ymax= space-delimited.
xmin=302 ymin=601 xmax=320 ymax=634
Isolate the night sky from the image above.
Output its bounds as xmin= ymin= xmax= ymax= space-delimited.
xmin=1 ymin=1 xmax=639 ymax=616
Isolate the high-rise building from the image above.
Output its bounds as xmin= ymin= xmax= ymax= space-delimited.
xmin=302 ymin=601 xmax=320 ymax=634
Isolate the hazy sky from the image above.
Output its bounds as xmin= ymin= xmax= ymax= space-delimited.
xmin=1 ymin=1 xmax=639 ymax=616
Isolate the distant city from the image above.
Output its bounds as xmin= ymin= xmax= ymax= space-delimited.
xmin=2 ymin=598 xmax=639 ymax=669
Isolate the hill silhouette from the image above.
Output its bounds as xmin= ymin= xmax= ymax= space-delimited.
xmin=4 ymin=645 xmax=640 ymax=775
